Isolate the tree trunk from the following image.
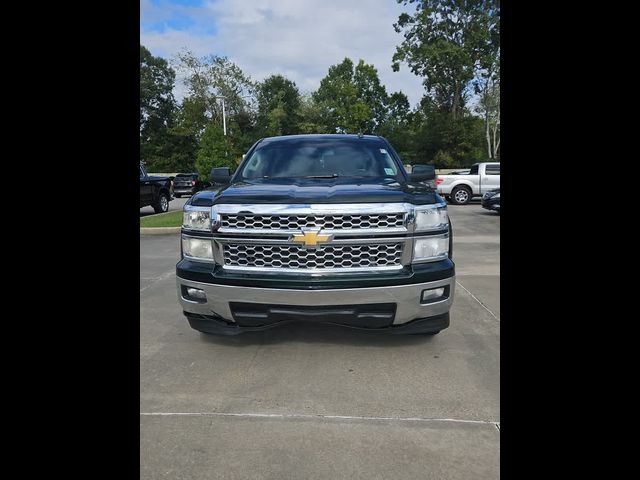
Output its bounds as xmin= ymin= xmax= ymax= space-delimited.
xmin=484 ymin=89 xmax=492 ymax=158
xmin=485 ymin=119 xmax=493 ymax=159
xmin=452 ymin=83 xmax=460 ymax=120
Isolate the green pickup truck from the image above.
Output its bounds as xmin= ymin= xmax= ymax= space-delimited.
xmin=176 ymin=134 xmax=455 ymax=335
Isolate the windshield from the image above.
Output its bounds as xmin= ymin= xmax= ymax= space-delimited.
xmin=237 ymin=139 xmax=404 ymax=180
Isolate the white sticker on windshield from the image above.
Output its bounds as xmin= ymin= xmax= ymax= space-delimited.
xmin=380 ymin=148 xmax=388 ymax=154
xmin=384 ymin=168 xmax=395 ymax=175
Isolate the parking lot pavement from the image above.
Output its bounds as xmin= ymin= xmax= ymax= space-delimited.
xmin=140 ymin=196 xmax=189 ymax=217
xmin=140 ymin=203 xmax=500 ymax=479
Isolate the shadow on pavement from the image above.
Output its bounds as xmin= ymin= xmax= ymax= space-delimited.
xmin=196 ymin=322 xmax=440 ymax=348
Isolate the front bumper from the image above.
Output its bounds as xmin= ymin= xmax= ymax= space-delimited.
xmin=176 ymin=275 xmax=455 ymax=333
xmin=174 ymin=188 xmax=195 ymax=195
xmin=482 ymin=198 xmax=500 ymax=211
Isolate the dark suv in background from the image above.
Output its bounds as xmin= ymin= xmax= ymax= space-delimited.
xmin=173 ymin=173 xmax=211 ymax=198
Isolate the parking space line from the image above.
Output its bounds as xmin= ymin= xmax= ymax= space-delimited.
xmin=140 ymin=411 xmax=499 ymax=428
xmin=140 ymin=270 xmax=175 ymax=293
xmin=455 ymin=280 xmax=500 ymax=321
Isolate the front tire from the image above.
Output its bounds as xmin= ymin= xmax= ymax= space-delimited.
xmin=153 ymin=193 xmax=170 ymax=213
xmin=450 ymin=186 xmax=472 ymax=205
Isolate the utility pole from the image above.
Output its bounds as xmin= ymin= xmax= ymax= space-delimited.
xmin=215 ymin=94 xmax=252 ymax=136
xmin=221 ymin=97 xmax=227 ymax=136
xmin=214 ymin=96 xmax=227 ymax=136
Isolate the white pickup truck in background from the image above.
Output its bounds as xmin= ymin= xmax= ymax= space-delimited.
xmin=437 ymin=162 xmax=500 ymax=205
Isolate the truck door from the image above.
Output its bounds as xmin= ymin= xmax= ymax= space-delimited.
xmin=481 ymin=164 xmax=500 ymax=193
xmin=140 ymin=165 xmax=152 ymax=207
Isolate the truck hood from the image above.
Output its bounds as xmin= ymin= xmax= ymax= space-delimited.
xmin=188 ymin=177 xmax=442 ymax=207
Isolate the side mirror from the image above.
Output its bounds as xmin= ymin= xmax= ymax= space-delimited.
xmin=210 ymin=167 xmax=232 ymax=185
xmin=410 ymin=164 xmax=436 ymax=182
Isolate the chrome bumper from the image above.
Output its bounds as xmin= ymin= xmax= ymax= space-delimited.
xmin=176 ymin=276 xmax=455 ymax=325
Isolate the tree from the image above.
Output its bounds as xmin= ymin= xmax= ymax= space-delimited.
xmin=392 ymin=0 xmax=500 ymax=119
xmin=353 ymin=60 xmax=390 ymax=130
xmin=174 ymin=50 xmax=255 ymax=128
xmin=409 ymin=96 xmax=486 ymax=167
xmin=378 ymin=91 xmax=413 ymax=159
xmin=140 ymin=45 xmax=176 ymax=133
xmin=174 ymin=50 xmax=259 ymax=169
xmin=297 ymin=94 xmax=328 ymax=134
xmin=195 ymin=124 xmax=234 ymax=179
xmin=140 ymin=45 xmax=178 ymax=170
xmin=476 ymin=79 xmax=500 ymax=159
xmin=313 ymin=58 xmax=389 ymax=134
xmin=256 ymin=75 xmax=301 ymax=137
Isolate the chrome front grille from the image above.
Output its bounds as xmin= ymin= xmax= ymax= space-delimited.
xmin=223 ymin=243 xmax=404 ymax=270
xmin=219 ymin=213 xmax=405 ymax=230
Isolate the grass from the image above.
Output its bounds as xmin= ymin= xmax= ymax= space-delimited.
xmin=140 ymin=210 xmax=183 ymax=228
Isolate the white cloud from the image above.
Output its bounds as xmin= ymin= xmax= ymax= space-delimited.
xmin=140 ymin=0 xmax=426 ymax=106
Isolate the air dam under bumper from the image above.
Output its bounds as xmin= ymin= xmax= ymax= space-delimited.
xmin=177 ymin=276 xmax=455 ymax=334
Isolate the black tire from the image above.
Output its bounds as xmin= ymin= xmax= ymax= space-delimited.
xmin=175 ymin=194 xmax=181 ymax=198
xmin=153 ymin=192 xmax=170 ymax=214
xmin=450 ymin=186 xmax=472 ymax=205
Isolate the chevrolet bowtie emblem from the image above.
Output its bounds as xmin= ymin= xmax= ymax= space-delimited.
xmin=290 ymin=229 xmax=333 ymax=248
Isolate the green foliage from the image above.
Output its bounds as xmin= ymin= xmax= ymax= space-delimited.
xmin=256 ymin=75 xmax=301 ymax=136
xmin=433 ymin=150 xmax=456 ymax=168
xmin=411 ymin=103 xmax=487 ymax=167
xmin=140 ymin=211 xmax=183 ymax=228
xmin=297 ymin=94 xmax=329 ymax=134
xmin=140 ymin=45 xmax=179 ymax=171
xmin=140 ymin=24 xmax=497 ymax=176
xmin=392 ymin=0 xmax=500 ymax=119
xmin=313 ymin=58 xmax=388 ymax=134
xmin=140 ymin=45 xmax=176 ymax=133
xmin=174 ymin=50 xmax=255 ymax=127
xmin=175 ymin=97 xmax=209 ymax=142
xmin=195 ymin=124 xmax=234 ymax=179
xmin=377 ymin=91 xmax=413 ymax=160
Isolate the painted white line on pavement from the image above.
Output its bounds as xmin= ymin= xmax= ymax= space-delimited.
xmin=455 ymin=280 xmax=500 ymax=321
xmin=140 ymin=270 xmax=175 ymax=293
xmin=140 ymin=411 xmax=499 ymax=427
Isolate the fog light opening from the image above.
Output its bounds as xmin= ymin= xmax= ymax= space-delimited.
xmin=421 ymin=286 xmax=447 ymax=304
xmin=182 ymin=285 xmax=207 ymax=303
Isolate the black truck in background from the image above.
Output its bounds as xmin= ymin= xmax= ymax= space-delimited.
xmin=173 ymin=173 xmax=211 ymax=198
xmin=140 ymin=164 xmax=173 ymax=213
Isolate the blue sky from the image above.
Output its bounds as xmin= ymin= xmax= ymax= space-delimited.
xmin=140 ymin=0 xmax=426 ymax=106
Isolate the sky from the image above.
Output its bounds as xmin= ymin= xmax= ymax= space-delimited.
xmin=140 ymin=0 xmax=427 ymax=107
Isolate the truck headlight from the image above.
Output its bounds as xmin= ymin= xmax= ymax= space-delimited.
xmin=182 ymin=236 xmax=214 ymax=262
xmin=414 ymin=204 xmax=448 ymax=232
xmin=183 ymin=208 xmax=211 ymax=231
xmin=413 ymin=235 xmax=449 ymax=262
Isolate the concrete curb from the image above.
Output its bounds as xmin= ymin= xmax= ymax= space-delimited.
xmin=140 ymin=227 xmax=181 ymax=235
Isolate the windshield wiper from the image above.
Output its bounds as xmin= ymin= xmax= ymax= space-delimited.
xmin=301 ymin=174 xmax=340 ymax=179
